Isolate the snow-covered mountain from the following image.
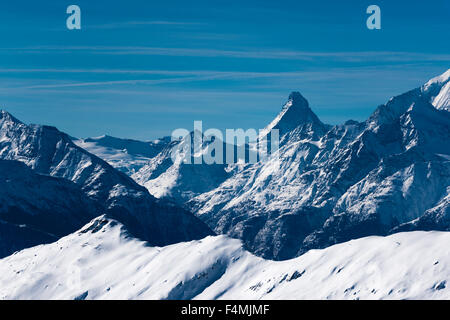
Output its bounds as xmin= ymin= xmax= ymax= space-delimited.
xmin=423 ymin=69 xmax=450 ymax=111
xmin=74 ymin=132 xmax=232 ymax=204
xmin=0 ymin=111 xmax=213 ymax=254
xmin=128 ymin=69 xmax=450 ymax=260
xmin=0 ymin=216 xmax=448 ymax=300
xmin=132 ymin=131 xmax=232 ymax=203
xmin=73 ymin=135 xmax=171 ymax=176
xmin=0 ymin=70 xmax=449 ymax=301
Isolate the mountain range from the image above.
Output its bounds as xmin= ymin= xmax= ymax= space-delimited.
xmin=0 ymin=69 xmax=449 ymax=299
xmin=78 ymin=69 xmax=450 ymax=260
xmin=0 ymin=110 xmax=213 ymax=258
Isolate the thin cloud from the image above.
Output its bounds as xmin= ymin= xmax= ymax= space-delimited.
xmin=19 ymin=75 xmax=227 ymax=89
xmin=5 ymin=64 xmax=445 ymax=91
xmin=0 ymin=64 xmax=443 ymax=79
xmin=2 ymin=46 xmax=450 ymax=62
xmin=87 ymin=20 xmax=203 ymax=29
xmin=0 ymin=68 xmax=322 ymax=79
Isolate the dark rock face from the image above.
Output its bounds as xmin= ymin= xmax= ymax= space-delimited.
xmin=0 ymin=160 xmax=99 ymax=258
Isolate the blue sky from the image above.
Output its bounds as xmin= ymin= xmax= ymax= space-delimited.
xmin=0 ymin=0 xmax=449 ymax=140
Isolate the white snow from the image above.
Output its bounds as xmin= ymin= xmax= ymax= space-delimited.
xmin=432 ymin=81 xmax=450 ymax=111
xmin=422 ymin=68 xmax=450 ymax=111
xmin=74 ymin=139 xmax=153 ymax=176
xmin=0 ymin=217 xmax=449 ymax=300
xmin=423 ymin=69 xmax=450 ymax=90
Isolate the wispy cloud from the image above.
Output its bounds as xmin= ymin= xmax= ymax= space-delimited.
xmin=0 ymin=68 xmax=324 ymax=79
xmin=2 ymin=46 xmax=450 ymax=62
xmin=18 ymin=76 xmax=210 ymax=89
xmin=3 ymin=64 xmax=446 ymax=91
xmin=87 ymin=21 xmax=203 ymax=29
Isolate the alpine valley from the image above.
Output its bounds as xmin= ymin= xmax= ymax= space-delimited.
xmin=0 ymin=69 xmax=449 ymax=300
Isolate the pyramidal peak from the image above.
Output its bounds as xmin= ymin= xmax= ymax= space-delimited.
xmin=280 ymin=91 xmax=323 ymax=125
xmin=0 ymin=110 xmax=12 ymax=119
xmin=261 ymin=91 xmax=325 ymax=138
xmin=0 ymin=110 xmax=22 ymax=125
xmin=286 ymin=91 xmax=309 ymax=110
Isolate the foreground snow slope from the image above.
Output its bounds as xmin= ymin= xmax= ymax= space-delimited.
xmin=1 ymin=217 xmax=448 ymax=300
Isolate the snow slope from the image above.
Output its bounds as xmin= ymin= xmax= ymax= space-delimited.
xmin=73 ymin=135 xmax=170 ymax=176
xmin=422 ymin=69 xmax=450 ymax=111
xmin=0 ymin=216 xmax=448 ymax=300
xmin=132 ymin=131 xmax=232 ymax=203
xmin=75 ymin=133 xmax=232 ymax=204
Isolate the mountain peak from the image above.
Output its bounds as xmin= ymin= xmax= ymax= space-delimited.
xmin=0 ymin=110 xmax=22 ymax=125
xmin=421 ymin=69 xmax=450 ymax=111
xmin=261 ymin=92 xmax=325 ymax=138
xmin=424 ymin=69 xmax=450 ymax=89
xmin=1 ymin=110 xmax=12 ymax=119
xmin=288 ymin=91 xmax=309 ymax=107
xmin=369 ymin=70 xmax=450 ymax=126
